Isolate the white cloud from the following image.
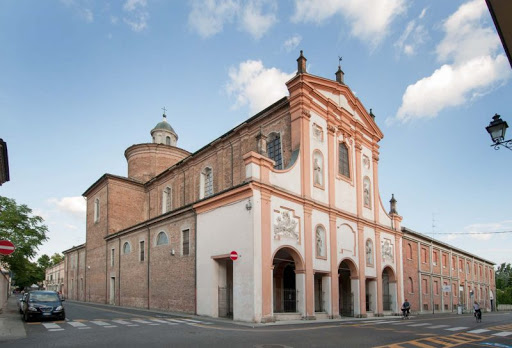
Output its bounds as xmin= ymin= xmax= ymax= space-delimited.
xmin=396 ymin=55 xmax=511 ymax=122
xmin=188 ymin=0 xmax=238 ymax=38
xmin=59 ymin=0 xmax=94 ymax=23
xmin=226 ymin=60 xmax=294 ymax=113
xmin=48 ymin=196 xmax=86 ymax=219
xmin=123 ymin=0 xmax=147 ymax=12
xmin=283 ymin=35 xmax=302 ymax=52
xmin=436 ymin=0 xmax=501 ymax=65
xmin=463 ymin=220 xmax=512 ymax=241
xmin=392 ymin=0 xmax=512 ymax=123
xmin=291 ymin=0 xmax=406 ymax=48
xmin=239 ymin=0 xmax=277 ymax=40
xmin=394 ymin=8 xmax=428 ymax=57
xmin=123 ymin=0 xmax=149 ymax=32
xmin=188 ymin=0 xmax=277 ymax=39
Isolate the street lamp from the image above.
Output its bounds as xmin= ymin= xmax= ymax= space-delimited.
xmin=486 ymin=114 xmax=512 ymax=151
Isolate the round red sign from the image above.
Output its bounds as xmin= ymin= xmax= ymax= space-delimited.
xmin=230 ymin=251 xmax=238 ymax=261
xmin=0 ymin=240 xmax=15 ymax=255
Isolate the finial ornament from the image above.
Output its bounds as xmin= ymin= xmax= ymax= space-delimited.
xmin=338 ymin=56 xmax=342 ymax=66
xmin=162 ymin=106 xmax=167 ymax=116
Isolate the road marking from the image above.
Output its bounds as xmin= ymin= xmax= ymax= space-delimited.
xmin=90 ymin=321 xmax=111 ymax=326
xmin=42 ymin=323 xmax=61 ymax=330
xmin=426 ymin=325 xmax=450 ymax=329
xmin=67 ymin=321 xmax=88 ymax=328
xmin=493 ymin=332 xmax=512 ymax=337
xmin=104 ymin=326 xmax=117 ymax=328
xmin=112 ymin=320 xmax=132 ymax=325
xmin=445 ymin=326 xmax=468 ymax=331
xmin=407 ymin=323 xmax=432 ymax=327
xmin=167 ymin=319 xmax=186 ymax=323
xmin=132 ymin=319 xmax=152 ymax=324
xmin=468 ymin=329 xmax=491 ymax=334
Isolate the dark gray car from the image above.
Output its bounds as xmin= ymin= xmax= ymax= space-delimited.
xmin=21 ymin=290 xmax=65 ymax=322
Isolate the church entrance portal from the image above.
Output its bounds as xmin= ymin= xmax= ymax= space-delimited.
xmin=339 ymin=260 xmax=355 ymax=317
xmin=272 ymin=247 xmax=304 ymax=314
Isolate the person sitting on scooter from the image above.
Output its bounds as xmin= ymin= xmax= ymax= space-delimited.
xmin=402 ymin=299 xmax=411 ymax=318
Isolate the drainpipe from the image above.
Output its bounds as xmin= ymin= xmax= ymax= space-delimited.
xmin=194 ymin=212 xmax=198 ymax=315
xmin=118 ymin=237 xmax=121 ymax=307
xmin=147 ymin=224 xmax=150 ymax=310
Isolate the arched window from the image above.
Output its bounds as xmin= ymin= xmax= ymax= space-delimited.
xmin=406 ymin=243 xmax=413 ymax=259
xmin=200 ymin=167 xmax=213 ymax=198
xmin=166 ymin=136 xmax=171 ymax=145
xmin=338 ymin=142 xmax=350 ymax=178
xmin=94 ymin=198 xmax=100 ymax=223
xmin=156 ymin=231 xmax=169 ymax=245
xmin=123 ymin=242 xmax=131 ymax=254
xmin=408 ymin=277 xmax=414 ymax=293
xmin=267 ymin=132 xmax=283 ymax=169
xmin=162 ymin=186 xmax=172 ymax=213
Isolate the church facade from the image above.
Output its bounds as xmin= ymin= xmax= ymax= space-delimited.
xmin=62 ymin=52 xmax=493 ymax=323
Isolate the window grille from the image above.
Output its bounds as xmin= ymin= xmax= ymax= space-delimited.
xmin=267 ymin=133 xmax=283 ymax=169
xmin=182 ymin=229 xmax=190 ymax=256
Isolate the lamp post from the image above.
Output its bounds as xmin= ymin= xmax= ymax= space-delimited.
xmin=486 ymin=114 xmax=512 ymax=151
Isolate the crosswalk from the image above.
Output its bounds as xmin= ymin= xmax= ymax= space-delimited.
xmin=35 ymin=317 xmax=212 ymax=332
xmin=354 ymin=320 xmax=512 ymax=347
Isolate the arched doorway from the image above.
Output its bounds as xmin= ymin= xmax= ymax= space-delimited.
xmin=382 ymin=267 xmax=397 ymax=312
xmin=272 ymin=247 xmax=304 ymax=314
xmin=339 ymin=260 xmax=357 ymax=317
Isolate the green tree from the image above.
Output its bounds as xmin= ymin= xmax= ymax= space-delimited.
xmin=0 ymin=196 xmax=48 ymax=287
xmin=37 ymin=254 xmax=51 ymax=269
xmin=50 ymin=253 xmax=64 ymax=265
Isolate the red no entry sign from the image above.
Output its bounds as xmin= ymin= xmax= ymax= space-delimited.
xmin=230 ymin=251 xmax=238 ymax=261
xmin=0 ymin=240 xmax=15 ymax=255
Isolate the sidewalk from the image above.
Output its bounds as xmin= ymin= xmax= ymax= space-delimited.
xmin=0 ymin=295 xmax=26 ymax=342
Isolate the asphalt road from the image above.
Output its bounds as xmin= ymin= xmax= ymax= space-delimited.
xmin=7 ymin=301 xmax=512 ymax=348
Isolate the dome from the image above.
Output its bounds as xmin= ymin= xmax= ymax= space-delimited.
xmin=150 ymin=114 xmax=178 ymax=146
xmin=152 ymin=116 xmax=175 ymax=133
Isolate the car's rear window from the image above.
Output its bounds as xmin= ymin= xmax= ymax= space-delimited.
xmin=30 ymin=293 xmax=60 ymax=302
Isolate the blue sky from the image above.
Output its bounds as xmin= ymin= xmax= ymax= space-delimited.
xmin=1 ymin=0 xmax=511 ymax=266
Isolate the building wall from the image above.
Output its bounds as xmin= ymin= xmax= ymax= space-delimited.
xmin=402 ymin=230 xmax=495 ymax=313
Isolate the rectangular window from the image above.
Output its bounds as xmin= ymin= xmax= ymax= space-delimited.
xmin=433 ymin=251 xmax=438 ymax=265
xmin=434 ymin=280 xmax=439 ymax=295
xmin=442 ymin=254 xmax=447 ymax=268
xmin=182 ymin=229 xmax=190 ymax=256
xmin=267 ymin=134 xmax=283 ymax=170
xmin=466 ymin=262 xmax=470 ymax=274
xmin=422 ymin=279 xmax=428 ymax=294
xmin=111 ymin=248 xmax=115 ymax=267
xmin=423 ymin=304 xmax=428 ymax=310
xmin=338 ymin=142 xmax=350 ymax=178
xmin=459 ymin=259 xmax=463 ymax=271
xmin=452 ymin=256 xmax=456 ymax=270
xmin=140 ymin=241 xmax=145 ymax=261
xmin=421 ymin=248 xmax=427 ymax=263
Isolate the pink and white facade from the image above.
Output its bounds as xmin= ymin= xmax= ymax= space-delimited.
xmin=196 ymin=52 xmax=404 ymax=322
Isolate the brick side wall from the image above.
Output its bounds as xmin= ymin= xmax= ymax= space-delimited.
xmin=403 ymin=234 xmax=495 ymax=313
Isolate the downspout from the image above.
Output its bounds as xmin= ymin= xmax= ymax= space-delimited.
xmin=147 ymin=225 xmax=150 ymax=310
xmin=105 ymin=184 xmax=109 ymax=304
xmin=118 ymin=237 xmax=121 ymax=306
xmin=194 ymin=212 xmax=198 ymax=315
